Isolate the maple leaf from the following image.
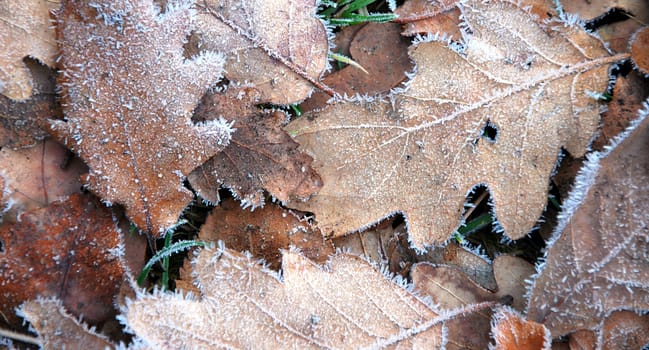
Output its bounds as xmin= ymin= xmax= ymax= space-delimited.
xmin=0 ymin=193 xmax=125 ymax=328
xmin=526 ymin=100 xmax=649 ymax=337
xmin=17 ymin=298 xmax=116 ymax=349
xmin=50 ymin=0 xmax=232 ymax=235
xmin=188 ymin=86 xmax=322 ymax=208
xmin=195 ymin=0 xmax=329 ymax=104
xmin=122 ymin=246 xmax=482 ymax=349
xmin=286 ymin=0 xmax=628 ymax=247
xmin=0 ymin=0 xmax=58 ymax=100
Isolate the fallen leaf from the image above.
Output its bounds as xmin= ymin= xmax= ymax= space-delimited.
xmin=569 ymin=310 xmax=649 ymax=350
xmin=0 ymin=193 xmax=125 ymax=328
xmin=0 ymin=139 xmax=86 ymax=223
xmin=188 ymin=86 xmax=322 ymax=208
xmin=197 ymin=197 xmax=333 ymax=270
xmin=195 ymin=0 xmax=329 ymax=104
xmin=51 ymin=0 xmax=232 ymax=235
xmin=631 ymin=26 xmax=649 ymax=75
xmin=124 ymin=247 xmax=456 ymax=349
xmin=491 ymin=306 xmax=550 ymax=350
xmin=526 ymin=101 xmax=649 ymax=337
xmin=394 ymin=0 xmax=460 ymax=38
xmin=412 ymin=255 xmax=535 ymax=349
xmin=286 ymin=0 xmax=625 ymax=247
xmin=17 ymin=298 xmax=116 ymax=349
xmin=301 ymin=22 xmax=414 ymax=112
xmin=0 ymin=0 xmax=58 ymax=100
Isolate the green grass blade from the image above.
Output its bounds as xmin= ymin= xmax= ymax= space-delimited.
xmin=137 ymin=240 xmax=209 ymax=287
xmin=328 ymin=13 xmax=397 ymax=26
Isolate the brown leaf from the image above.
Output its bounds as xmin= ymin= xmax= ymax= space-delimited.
xmin=412 ymin=255 xmax=535 ymax=350
xmin=491 ymin=306 xmax=550 ymax=350
xmin=197 ymin=197 xmax=333 ymax=270
xmin=394 ymin=0 xmax=460 ymax=38
xmin=286 ymin=0 xmax=624 ymax=247
xmin=188 ymin=87 xmax=321 ymax=207
xmin=526 ymin=101 xmax=649 ymax=337
xmin=17 ymin=298 xmax=116 ymax=349
xmin=631 ymin=26 xmax=649 ymax=75
xmin=195 ymin=0 xmax=329 ymax=104
xmin=0 ymin=0 xmax=57 ymax=100
xmin=125 ymin=247 xmax=452 ymax=349
xmin=51 ymin=0 xmax=232 ymax=235
xmin=0 ymin=193 xmax=125 ymax=328
xmin=569 ymin=310 xmax=649 ymax=350
xmin=301 ymin=22 xmax=414 ymax=112
xmin=0 ymin=139 xmax=86 ymax=223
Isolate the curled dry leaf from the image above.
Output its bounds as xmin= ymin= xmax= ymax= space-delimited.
xmin=51 ymin=0 xmax=231 ymax=235
xmin=0 ymin=139 xmax=87 ymax=223
xmin=286 ymin=0 xmax=624 ymax=247
xmin=630 ymin=26 xmax=649 ymax=75
xmin=0 ymin=193 xmax=125 ymax=328
xmin=412 ymin=255 xmax=534 ymax=350
xmin=0 ymin=0 xmax=57 ymax=100
xmin=188 ymin=87 xmax=322 ymax=208
xmin=526 ymin=101 xmax=649 ymax=337
xmin=195 ymin=0 xmax=328 ymax=104
xmin=125 ymin=247 xmax=450 ymax=349
xmin=491 ymin=306 xmax=550 ymax=350
xmin=197 ymin=197 xmax=333 ymax=270
xmin=17 ymin=298 xmax=116 ymax=349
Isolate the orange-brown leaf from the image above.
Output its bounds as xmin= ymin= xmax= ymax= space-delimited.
xmin=491 ymin=306 xmax=550 ymax=350
xmin=631 ymin=26 xmax=649 ymax=75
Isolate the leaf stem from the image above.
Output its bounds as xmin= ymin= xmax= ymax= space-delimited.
xmin=0 ymin=328 xmax=40 ymax=346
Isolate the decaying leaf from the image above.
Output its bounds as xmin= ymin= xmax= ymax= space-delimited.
xmin=526 ymin=100 xmax=649 ymax=337
xmin=286 ymin=0 xmax=625 ymax=247
xmin=188 ymin=87 xmax=322 ymax=208
xmin=51 ymin=0 xmax=231 ymax=235
xmin=0 ymin=0 xmax=58 ymax=100
xmin=125 ymin=247 xmax=455 ymax=349
xmin=412 ymin=255 xmax=534 ymax=349
xmin=631 ymin=26 xmax=649 ymax=75
xmin=195 ymin=0 xmax=329 ymax=104
xmin=569 ymin=310 xmax=649 ymax=350
xmin=0 ymin=194 xmax=125 ymax=328
xmin=17 ymin=298 xmax=116 ymax=349
xmin=0 ymin=139 xmax=86 ymax=223
xmin=491 ymin=306 xmax=550 ymax=350
xmin=197 ymin=197 xmax=333 ymax=270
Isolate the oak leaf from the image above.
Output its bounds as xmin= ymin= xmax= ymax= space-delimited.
xmin=195 ymin=0 xmax=329 ymax=104
xmin=526 ymin=100 xmax=649 ymax=337
xmin=50 ymin=0 xmax=231 ymax=235
xmin=124 ymin=247 xmax=454 ymax=349
xmin=0 ymin=193 xmax=125 ymax=328
xmin=188 ymin=87 xmax=322 ymax=208
xmin=0 ymin=0 xmax=57 ymax=100
xmin=286 ymin=0 xmax=626 ymax=247
xmin=18 ymin=298 xmax=116 ymax=349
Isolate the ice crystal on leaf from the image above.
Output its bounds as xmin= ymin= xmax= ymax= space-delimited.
xmin=286 ymin=0 xmax=629 ymax=248
xmin=51 ymin=0 xmax=231 ymax=235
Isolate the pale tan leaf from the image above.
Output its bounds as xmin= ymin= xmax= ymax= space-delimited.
xmin=124 ymin=247 xmax=452 ymax=349
xmin=526 ymin=100 xmax=649 ymax=337
xmin=195 ymin=0 xmax=329 ymax=104
xmin=0 ymin=0 xmax=57 ymax=100
xmin=18 ymin=298 xmax=115 ymax=350
xmin=50 ymin=0 xmax=231 ymax=235
xmin=286 ymin=0 xmax=625 ymax=247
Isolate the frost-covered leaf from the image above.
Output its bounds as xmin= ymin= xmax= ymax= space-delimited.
xmin=393 ymin=0 xmax=460 ymax=37
xmin=195 ymin=0 xmax=329 ymax=104
xmin=51 ymin=0 xmax=231 ymax=235
xmin=0 ymin=193 xmax=126 ymax=328
xmin=569 ymin=310 xmax=649 ymax=350
xmin=0 ymin=140 xmax=86 ymax=223
xmin=412 ymin=255 xmax=534 ymax=350
xmin=0 ymin=0 xmax=58 ymax=100
xmin=124 ymin=247 xmax=455 ymax=349
xmin=491 ymin=306 xmax=550 ymax=350
xmin=286 ymin=0 xmax=625 ymax=247
xmin=526 ymin=100 xmax=649 ymax=337
xmin=631 ymin=26 xmax=649 ymax=75
xmin=188 ymin=87 xmax=321 ymax=207
xmin=197 ymin=197 xmax=333 ymax=270
xmin=18 ymin=298 xmax=116 ymax=349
